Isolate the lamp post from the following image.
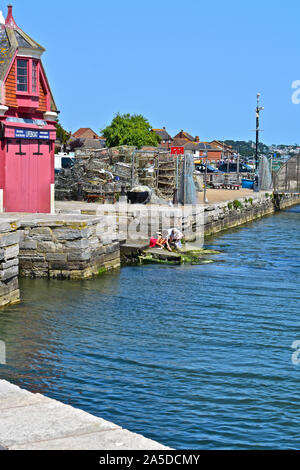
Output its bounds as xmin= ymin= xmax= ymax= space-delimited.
xmin=255 ymin=93 xmax=264 ymax=171
xmin=203 ymin=150 xmax=208 ymax=204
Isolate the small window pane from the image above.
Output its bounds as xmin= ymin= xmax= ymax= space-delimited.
xmin=17 ymin=59 xmax=27 ymax=68
xmin=17 ymin=84 xmax=27 ymax=92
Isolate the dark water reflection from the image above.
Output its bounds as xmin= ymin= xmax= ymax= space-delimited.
xmin=1 ymin=206 xmax=300 ymax=449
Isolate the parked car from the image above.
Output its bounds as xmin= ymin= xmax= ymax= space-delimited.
xmin=218 ymin=163 xmax=253 ymax=173
xmin=195 ymin=163 xmax=223 ymax=174
xmin=55 ymin=155 xmax=75 ymax=174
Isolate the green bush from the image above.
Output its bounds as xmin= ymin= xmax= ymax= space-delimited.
xmin=227 ymin=202 xmax=233 ymax=210
xmin=248 ymin=197 xmax=253 ymax=205
xmin=233 ymin=199 xmax=243 ymax=209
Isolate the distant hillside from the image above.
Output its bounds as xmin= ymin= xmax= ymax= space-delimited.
xmin=224 ymin=140 xmax=269 ymax=157
xmin=224 ymin=140 xmax=300 ymax=158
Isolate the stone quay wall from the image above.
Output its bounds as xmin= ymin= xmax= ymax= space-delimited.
xmin=57 ymin=193 xmax=300 ymax=247
xmin=203 ymin=193 xmax=300 ymax=237
xmin=60 ymin=202 xmax=204 ymax=244
xmin=0 ymin=218 xmax=20 ymax=307
xmin=18 ymin=215 xmax=120 ymax=280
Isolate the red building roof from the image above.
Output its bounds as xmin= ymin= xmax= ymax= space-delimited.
xmin=173 ymin=130 xmax=195 ymax=141
xmin=73 ymin=128 xmax=100 ymax=139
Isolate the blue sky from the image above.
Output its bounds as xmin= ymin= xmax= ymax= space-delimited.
xmin=5 ymin=0 xmax=300 ymax=144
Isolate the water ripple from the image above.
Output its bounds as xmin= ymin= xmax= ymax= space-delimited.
xmin=0 ymin=205 xmax=300 ymax=449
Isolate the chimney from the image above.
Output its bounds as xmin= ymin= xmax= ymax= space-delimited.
xmin=195 ymin=136 xmax=199 ymax=142
xmin=5 ymin=4 xmax=17 ymax=28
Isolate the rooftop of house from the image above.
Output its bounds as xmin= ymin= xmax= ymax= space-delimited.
xmin=173 ymin=130 xmax=195 ymax=141
xmin=184 ymin=141 xmax=222 ymax=151
xmin=152 ymin=127 xmax=172 ymax=141
xmin=210 ymin=140 xmax=234 ymax=150
xmin=172 ymin=138 xmax=191 ymax=147
xmin=73 ymin=128 xmax=100 ymax=139
xmin=80 ymin=138 xmax=106 ymax=149
xmin=68 ymin=137 xmax=106 ymax=151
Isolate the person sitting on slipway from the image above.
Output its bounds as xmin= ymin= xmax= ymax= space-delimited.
xmin=149 ymin=232 xmax=166 ymax=249
xmin=164 ymin=228 xmax=184 ymax=251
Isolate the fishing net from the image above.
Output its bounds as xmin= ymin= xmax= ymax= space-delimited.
xmin=259 ymin=156 xmax=273 ymax=191
xmin=178 ymin=153 xmax=197 ymax=205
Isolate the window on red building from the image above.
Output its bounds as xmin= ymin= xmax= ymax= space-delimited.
xmin=32 ymin=61 xmax=38 ymax=93
xmin=16 ymin=58 xmax=39 ymax=94
xmin=17 ymin=59 xmax=28 ymax=92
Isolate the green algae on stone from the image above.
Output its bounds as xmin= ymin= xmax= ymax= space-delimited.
xmin=138 ymin=255 xmax=179 ymax=265
xmin=98 ymin=267 xmax=107 ymax=275
xmin=139 ymin=249 xmax=219 ymax=266
xmin=182 ymin=249 xmax=221 ymax=256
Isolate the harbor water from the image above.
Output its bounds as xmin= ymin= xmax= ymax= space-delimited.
xmin=0 ymin=205 xmax=300 ymax=449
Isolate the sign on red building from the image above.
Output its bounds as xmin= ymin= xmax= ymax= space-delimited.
xmin=170 ymin=147 xmax=185 ymax=155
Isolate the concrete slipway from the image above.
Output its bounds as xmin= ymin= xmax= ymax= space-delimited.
xmin=0 ymin=380 xmax=169 ymax=450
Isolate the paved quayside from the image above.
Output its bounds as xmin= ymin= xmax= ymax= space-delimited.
xmin=0 ymin=381 xmax=170 ymax=450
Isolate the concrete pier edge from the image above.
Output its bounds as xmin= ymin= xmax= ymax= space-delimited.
xmin=0 ymin=380 xmax=170 ymax=450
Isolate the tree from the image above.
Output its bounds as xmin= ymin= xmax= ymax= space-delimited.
xmin=56 ymin=120 xmax=70 ymax=151
xmin=101 ymin=113 xmax=160 ymax=149
xmin=69 ymin=138 xmax=84 ymax=152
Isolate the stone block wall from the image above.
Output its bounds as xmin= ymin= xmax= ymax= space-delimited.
xmin=86 ymin=203 xmax=204 ymax=244
xmin=203 ymin=193 xmax=300 ymax=237
xmin=94 ymin=194 xmax=300 ymax=243
xmin=18 ymin=215 xmax=120 ymax=279
xmin=0 ymin=218 xmax=20 ymax=307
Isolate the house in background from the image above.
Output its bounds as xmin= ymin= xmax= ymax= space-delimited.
xmin=173 ymin=130 xmax=195 ymax=142
xmin=184 ymin=141 xmax=222 ymax=162
xmin=172 ymin=133 xmax=222 ymax=162
xmin=210 ymin=140 xmax=235 ymax=159
xmin=71 ymin=128 xmax=106 ymax=151
xmin=0 ymin=5 xmax=58 ymax=213
xmin=73 ymin=127 xmax=100 ymax=140
xmin=152 ymin=127 xmax=173 ymax=149
xmin=171 ymin=130 xmax=195 ymax=150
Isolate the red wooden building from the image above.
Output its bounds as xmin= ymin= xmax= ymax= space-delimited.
xmin=0 ymin=5 xmax=58 ymax=213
